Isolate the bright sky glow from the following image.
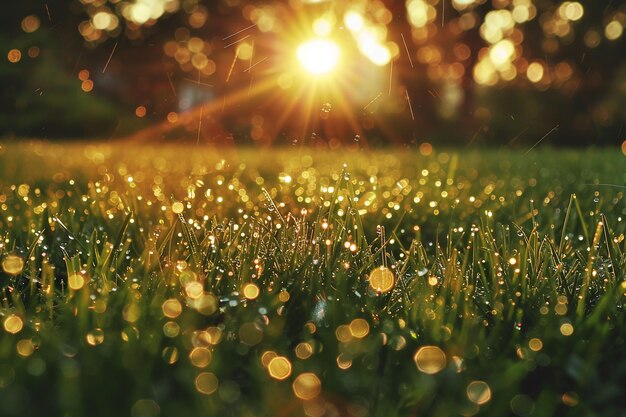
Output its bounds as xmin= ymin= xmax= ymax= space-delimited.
xmin=297 ymin=39 xmax=341 ymax=75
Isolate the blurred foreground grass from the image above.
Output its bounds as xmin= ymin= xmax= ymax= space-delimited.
xmin=0 ymin=141 xmax=625 ymax=417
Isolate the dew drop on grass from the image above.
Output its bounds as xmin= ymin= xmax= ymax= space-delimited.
xmin=321 ymin=103 xmax=332 ymax=113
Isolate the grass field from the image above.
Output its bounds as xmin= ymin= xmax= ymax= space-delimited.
xmin=0 ymin=141 xmax=625 ymax=417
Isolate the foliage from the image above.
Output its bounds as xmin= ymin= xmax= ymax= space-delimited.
xmin=0 ymin=143 xmax=625 ymax=416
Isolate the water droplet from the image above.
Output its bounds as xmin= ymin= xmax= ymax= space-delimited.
xmin=321 ymin=102 xmax=332 ymax=113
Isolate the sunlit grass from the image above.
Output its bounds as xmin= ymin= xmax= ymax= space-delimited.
xmin=0 ymin=142 xmax=624 ymax=417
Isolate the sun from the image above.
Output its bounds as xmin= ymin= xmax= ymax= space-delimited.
xmin=297 ymin=39 xmax=341 ymax=75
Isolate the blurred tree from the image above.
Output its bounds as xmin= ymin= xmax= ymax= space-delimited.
xmin=1 ymin=0 xmax=625 ymax=145
xmin=0 ymin=28 xmax=129 ymax=138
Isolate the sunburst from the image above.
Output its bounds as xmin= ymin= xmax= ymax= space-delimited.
xmin=127 ymin=3 xmax=399 ymax=146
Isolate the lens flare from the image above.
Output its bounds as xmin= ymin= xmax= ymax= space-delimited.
xmin=297 ymin=39 xmax=340 ymax=75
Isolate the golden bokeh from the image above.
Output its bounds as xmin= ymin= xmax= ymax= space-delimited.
xmin=21 ymin=15 xmax=40 ymax=33
xmin=135 ymin=106 xmax=147 ymax=118
xmin=162 ymin=346 xmax=179 ymax=364
xmin=68 ymin=274 xmax=85 ymax=290
xmin=278 ymin=290 xmax=290 ymax=302
xmin=189 ymin=292 xmax=218 ymax=316
xmin=162 ymin=298 xmax=183 ymax=318
xmin=2 ymin=255 xmax=24 ymax=275
xmin=349 ymin=318 xmax=370 ymax=338
xmin=195 ymin=372 xmax=219 ymax=395
xmin=167 ymin=112 xmax=179 ymax=123
xmin=27 ymin=46 xmax=40 ymax=58
xmin=292 ymin=373 xmax=321 ymax=400
xmin=185 ymin=281 xmax=204 ymax=299
xmin=261 ymin=350 xmax=278 ymax=368
xmin=16 ymin=339 xmax=35 ymax=357
xmin=204 ymin=327 xmax=223 ymax=345
xmin=242 ymin=282 xmax=260 ymax=300
xmin=560 ymin=323 xmax=574 ymax=336
xmin=268 ymin=356 xmax=292 ymax=380
xmin=466 ymin=380 xmax=492 ymax=405
xmin=3 ymin=315 xmax=24 ymax=334
xmin=123 ymin=303 xmax=141 ymax=323
xmin=336 ymin=354 xmax=352 ymax=370
xmin=162 ymin=321 xmax=180 ymax=337
xmin=86 ymin=328 xmax=105 ymax=346
xmin=413 ymin=346 xmax=447 ymax=374
xmin=335 ymin=324 xmax=353 ymax=343
xmin=605 ymin=20 xmax=624 ymax=41
xmin=368 ymin=266 xmax=395 ymax=293
xmin=528 ymin=338 xmax=543 ymax=352
xmin=295 ymin=342 xmax=313 ymax=360
xmin=81 ymin=79 xmax=94 ymax=92
xmin=172 ymin=201 xmax=184 ymax=214
xmin=189 ymin=347 xmax=212 ymax=368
